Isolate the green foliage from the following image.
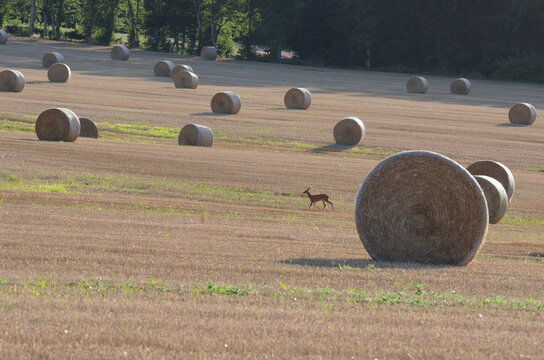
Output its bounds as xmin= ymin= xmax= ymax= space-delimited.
xmin=493 ymin=55 xmax=544 ymax=83
xmin=195 ymin=281 xmax=254 ymax=296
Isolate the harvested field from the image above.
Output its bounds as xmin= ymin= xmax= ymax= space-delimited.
xmin=0 ymin=38 xmax=543 ymax=359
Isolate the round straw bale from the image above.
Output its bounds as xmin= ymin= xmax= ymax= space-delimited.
xmin=0 ymin=29 xmax=7 ymax=44
xmin=42 ymin=52 xmax=64 ymax=68
xmin=178 ymin=124 xmax=213 ymax=147
xmin=35 ymin=108 xmax=80 ymax=142
xmin=450 ymin=78 xmax=471 ymax=95
xmin=111 ymin=45 xmax=130 ymax=61
xmin=211 ymin=91 xmax=241 ymax=114
xmin=284 ymin=88 xmax=312 ymax=110
xmin=47 ymin=63 xmax=71 ymax=83
xmin=154 ymin=60 xmax=175 ymax=77
xmin=466 ymin=160 xmax=515 ymax=202
xmin=355 ymin=150 xmax=488 ymax=265
xmin=201 ymin=46 xmax=217 ymax=61
xmin=333 ymin=117 xmax=365 ymax=146
xmin=406 ymin=76 xmax=428 ymax=94
xmin=0 ymin=70 xmax=25 ymax=92
xmin=474 ymin=175 xmax=507 ymax=224
xmin=170 ymin=64 xmax=194 ymax=80
xmin=79 ymin=117 xmax=99 ymax=138
xmin=173 ymin=70 xmax=199 ymax=89
xmin=508 ymin=103 xmax=536 ymax=125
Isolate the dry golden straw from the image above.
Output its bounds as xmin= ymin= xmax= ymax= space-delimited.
xmin=201 ymin=46 xmax=217 ymax=60
xmin=0 ymin=29 xmax=7 ymax=44
xmin=0 ymin=70 xmax=25 ymax=92
xmin=173 ymin=70 xmax=199 ymax=89
xmin=111 ymin=45 xmax=130 ymax=61
xmin=211 ymin=91 xmax=241 ymax=114
xmin=474 ymin=175 xmax=507 ymax=224
xmin=42 ymin=52 xmax=64 ymax=68
xmin=171 ymin=64 xmax=194 ymax=80
xmin=35 ymin=108 xmax=80 ymax=142
xmin=355 ymin=150 xmax=488 ymax=265
xmin=406 ymin=76 xmax=428 ymax=94
xmin=333 ymin=117 xmax=365 ymax=146
xmin=466 ymin=160 xmax=515 ymax=202
xmin=79 ymin=117 xmax=99 ymax=138
xmin=178 ymin=124 xmax=213 ymax=147
xmin=284 ymin=88 xmax=312 ymax=109
xmin=47 ymin=63 xmax=71 ymax=83
xmin=508 ymin=103 xmax=536 ymax=125
xmin=154 ymin=60 xmax=175 ymax=77
xmin=450 ymin=78 xmax=471 ymax=95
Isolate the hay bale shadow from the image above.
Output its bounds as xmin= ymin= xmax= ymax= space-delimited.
xmin=190 ymin=112 xmax=229 ymax=117
xmin=280 ymin=258 xmax=450 ymax=269
xmin=26 ymin=81 xmax=51 ymax=85
xmin=529 ymin=252 xmax=544 ymax=258
xmin=495 ymin=123 xmax=531 ymax=127
xmin=310 ymin=144 xmax=355 ymax=153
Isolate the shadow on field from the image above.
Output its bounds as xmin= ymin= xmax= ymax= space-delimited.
xmin=529 ymin=252 xmax=544 ymax=258
xmin=495 ymin=123 xmax=531 ymax=127
xmin=26 ymin=81 xmax=51 ymax=84
xmin=191 ymin=112 xmax=230 ymax=117
xmin=280 ymin=258 xmax=447 ymax=269
xmin=310 ymin=144 xmax=355 ymax=153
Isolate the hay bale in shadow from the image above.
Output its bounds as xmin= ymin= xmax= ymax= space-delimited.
xmin=333 ymin=117 xmax=365 ymax=146
xmin=467 ymin=160 xmax=515 ymax=202
xmin=79 ymin=117 xmax=99 ymax=138
xmin=211 ymin=91 xmax=241 ymax=114
xmin=406 ymin=76 xmax=428 ymax=94
xmin=171 ymin=64 xmax=194 ymax=80
xmin=42 ymin=52 xmax=64 ymax=68
xmin=201 ymin=46 xmax=217 ymax=60
xmin=35 ymin=108 xmax=80 ymax=142
xmin=47 ymin=63 xmax=71 ymax=83
xmin=178 ymin=124 xmax=213 ymax=147
xmin=355 ymin=150 xmax=488 ymax=265
xmin=474 ymin=175 xmax=507 ymax=224
xmin=0 ymin=70 xmax=25 ymax=92
xmin=284 ymin=88 xmax=312 ymax=109
xmin=450 ymin=78 xmax=471 ymax=95
xmin=154 ymin=60 xmax=175 ymax=77
xmin=508 ymin=103 xmax=536 ymax=125
xmin=173 ymin=70 xmax=199 ymax=89
xmin=111 ymin=45 xmax=130 ymax=61
xmin=0 ymin=30 xmax=7 ymax=44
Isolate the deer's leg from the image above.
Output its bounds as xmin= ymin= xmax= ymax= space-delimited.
xmin=322 ymin=200 xmax=327 ymax=209
xmin=327 ymin=200 xmax=334 ymax=209
xmin=309 ymin=202 xmax=313 ymax=208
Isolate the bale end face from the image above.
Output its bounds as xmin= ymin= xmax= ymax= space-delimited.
xmin=42 ymin=52 xmax=64 ymax=68
xmin=154 ymin=60 xmax=175 ymax=77
xmin=508 ymin=103 xmax=536 ymax=125
xmin=35 ymin=108 xmax=80 ymax=142
xmin=450 ymin=78 xmax=471 ymax=95
xmin=466 ymin=160 xmax=515 ymax=202
xmin=0 ymin=70 xmax=25 ymax=92
xmin=284 ymin=88 xmax=312 ymax=109
xmin=406 ymin=77 xmax=428 ymax=94
xmin=173 ymin=70 xmax=199 ymax=89
xmin=0 ymin=29 xmax=8 ymax=44
xmin=474 ymin=175 xmax=507 ymax=224
xmin=111 ymin=45 xmax=130 ymax=61
xmin=211 ymin=91 xmax=241 ymax=114
xmin=47 ymin=63 xmax=71 ymax=83
xmin=178 ymin=124 xmax=213 ymax=147
xmin=79 ymin=117 xmax=99 ymax=138
xmin=171 ymin=65 xmax=194 ymax=80
xmin=333 ymin=117 xmax=365 ymax=146
xmin=201 ymin=46 xmax=218 ymax=61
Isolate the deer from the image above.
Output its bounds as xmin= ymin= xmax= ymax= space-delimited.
xmin=303 ymin=188 xmax=334 ymax=209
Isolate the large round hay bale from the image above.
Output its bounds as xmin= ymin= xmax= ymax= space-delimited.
xmin=474 ymin=175 xmax=507 ymax=224
xmin=111 ymin=45 xmax=130 ymax=61
xmin=355 ymin=150 xmax=488 ymax=265
xmin=466 ymin=160 xmax=515 ymax=202
xmin=508 ymin=103 xmax=536 ymax=125
xmin=35 ymin=108 xmax=80 ymax=142
xmin=0 ymin=70 xmax=25 ymax=92
xmin=450 ymin=78 xmax=471 ymax=95
xmin=284 ymin=88 xmax=312 ymax=110
xmin=211 ymin=91 xmax=241 ymax=114
xmin=0 ymin=29 xmax=7 ymax=44
xmin=178 ymin=124 xmax=213 ymax=147
xmin=170 ymin=64 xmax=194 ymax=80
xmin=406 ymin=76 xmax=428 ymax=94
xmin=154 ymin=60 xmax=175 ymax=77
xmin=333 ymin=117 xmax=365 ymax=146
xmin=79 ymin=117 xmax=99 ymax=138
xmin=201 ymin=46 xmax=217 ymax=61
xmin=173 ymin=70 xmax=199 ymax=89
xmin=42 ymin=52 xmax=64 ymax=68
xmin=47 ymin=63 xmax=71 ymax=83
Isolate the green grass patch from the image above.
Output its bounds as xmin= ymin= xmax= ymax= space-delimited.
xmin=529 ymin=167 xmax=544 ymax=173
xmin=0 ymin=119 xmax=34 ymax=133
xmin=194 ymin=281 xmax=254 ymax=296
xmin=500 ymin=214 xmax=544 ymax=226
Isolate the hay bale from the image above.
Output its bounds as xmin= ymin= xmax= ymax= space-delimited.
xmin=355 ymin=150 xmax=488 ymax=265
xmin=47 ymin=63 xmax=71 ymax=83
xmin=450 ymin=78 xmax=471 ymax=95
xmin=173 ymin=70 xmax=199 ymax=89
xmin=0 ymin=29 xmax=7 ymax=44
xmin=333 ymin=117 xmax=365 ymax=146
xmin=211 ymin=91 xmax=241 ymax=114
xmin=406 ymin=76 xmax=428 ymax=94
xmin=154 ymin=60 xmax=175 ymax=77
xmin=508 ymin=103 xmax=536 ymax=125
xmin=42 ymin=52 xmax=64 ymax=68
xmin=474 ymin=175 xmax=507 ymax=224
xmin=111 ymin=45 xmax=130 ymax=61
xmin=178 ymin=124 xmax=213 ymax=147
xmin=201 ymin=46 xmax=217 ymax=60
xmin=79 ymin=117 xmax=99 ymax=138
xmin=35 ymin=108 xmax=80 ymax=142
xmin=284 ymin=88 xmax=312 ymax=110
xmin=0 ymin=70 xmax=25 ymax=92
xmin=466 ymin=160 xmax=515 ymax=202
xmin=170 ymin=64 xmax=194 ymax=80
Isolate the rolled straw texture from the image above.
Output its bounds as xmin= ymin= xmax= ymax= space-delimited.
xmin=201 ymin=46 xmax=217 ymax=60
xmin=178 ymin=124 xmax=213 ymax=147
xmin=47 ymin=63 xmax=71 ymax=83
xmin=450 ymin=78 xmax=471 ymax=95
xmin=334 ymin=117 xmax=365 ymax=146
xmin=0 ymin=70 xmax=25 ymax=92
xmin=406 ymin=76 xmax=428 ymax=94
xmin=474 ymin=175 xmax=507 ymax=224
xmin=211 ymin=91 xmax=241 ymax=114
xmin=42 ymin=52 xmax=64 ymax=68
xmin=79 ymin=117 xmax=99 ymax=138
xmin=111 ymin=45 xmax=130 ymax=61
xmin=0 ymin=30 xmax=7 ymax=44
xmin=35 ymin=108 xmax=80 ymax=142
xmin=467 ymin=160 xmax=515 ymax=202
xmin=171 ymin=65 xmax=194 ymax=80
xmin=173 ymin=70 xmax=199 ymax=89
xmin=508 ymin=103 xmax=536 ymax=125
xmin=154 ymin=60 xmax=175 ymax=77
xmin=284 ymin=88 xmax=312 ymax=109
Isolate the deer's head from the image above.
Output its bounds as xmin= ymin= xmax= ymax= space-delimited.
xmin=303 ymin=188 xmax=310 ymax=195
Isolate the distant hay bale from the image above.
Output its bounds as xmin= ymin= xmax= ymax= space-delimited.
xmin=0 ymin=29 xmax=7 ymax=44
xmin=284 ymin=88 xmax=312 ymax=109
xmin=0 ymin=70 xmax=25 ymax=92
xmin=111 ymin=45 xmax=130 ymax=61
xmin=466 ymin=160 xmax=515 ymax=202
xmin=173 ymin=70 xmax=199 ymax=89
xmin=47 ymin=63 xmax=71 ymax=83
xmin=333 ymin=117 xmax=365 ymax=146
xmin=406 ymin=76 xmax=428 ymax=94
xmin=211 ymin=91 xmax=241 ymax=114
xmin=355 ymin=150 xmax=488 ymax=265
xmin=154 ymin=60 xmax=175 ymax=77
xmin=42 ymin=52 xmax=64 ymax=68
xmin=35 ymin=108 xmax=80 ymax=142
xmin=170 ymin=64 xmax=194 ymax=80
xmin=201 ymin=46 xmax=217 ymax=60
xmin=508 ymin=103 xmax=536 ymax=125
xmin=474 ymin=175 xmax=507 ymax=224
xmin=450 ymin=78 xmax=471 ymax=95
xmin=178 ymin=124 xmax=213 ymax=147
xmin=79 ymin=117 xmax=99 ymax=138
